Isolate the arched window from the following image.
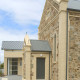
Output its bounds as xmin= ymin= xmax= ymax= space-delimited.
xmin=53 ymin=34 xmax=57 ymax=62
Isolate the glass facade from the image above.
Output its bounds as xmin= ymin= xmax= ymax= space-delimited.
xmin=8 ymin=58 xmax=18 ymax=75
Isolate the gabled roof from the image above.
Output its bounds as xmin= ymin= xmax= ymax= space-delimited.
xmin=2 ymin=40 xmax=51 ymax=52
xmin=1 ymin=41 xmax=24 ymax=50
xmin=30 ymin=40 xmax=51 ymax=52
xmin=68 ymin=0 xmax=80 ymax=11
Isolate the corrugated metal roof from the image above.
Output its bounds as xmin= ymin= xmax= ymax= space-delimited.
xmin=68 ymin=0 xmax=80 ymax=11
xmin=1 ymin=41 xmax=24 ymax=50
xmin=2 ymin=40 xmax=51 ymax=52
xmin=30 ymin=40 xmax=51 ymax=52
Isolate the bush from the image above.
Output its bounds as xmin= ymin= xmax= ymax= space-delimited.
xmin=0 ymin=63 xmax=4 ymax=69
xmin=0 ymin=70 xmax=3 ymax=77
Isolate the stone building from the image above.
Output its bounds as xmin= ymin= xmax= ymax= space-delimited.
xmin=2 ymin=41 xmax=23 ymax=76
xmin=22 ymin=0 xmax=80 ymax=79
xmin=38 ymin=0 xmax=80 ymax=80
xmin=22 ymin=35 xmax=51 ymax=80
xmin=1 ymin=0 xmax=80 ymax=80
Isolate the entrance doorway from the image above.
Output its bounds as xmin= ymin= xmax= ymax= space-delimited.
xmin=36 ymin=58 xmax=45 ymax=79
xmin=8 ymin=58 xmax=18 ymax=75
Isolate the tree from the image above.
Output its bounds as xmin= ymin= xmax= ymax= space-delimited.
xmin=0 ymin=63 xmax=4 ymax=69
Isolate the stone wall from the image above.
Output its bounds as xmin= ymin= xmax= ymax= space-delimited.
xmin=31 ymin=52 xmax=50 ymax=80
xmin=68 ymin=11 xmax=80 ymax=80
xmin=38 ymin=0 xmax=59 ymax=80
xmin=38 ymin=0 xmax=59 ymax=32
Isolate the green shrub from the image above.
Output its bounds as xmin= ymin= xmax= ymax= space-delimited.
xmin=0 ymin=63 xmax=4 ymax=69
xmin=0 ymin=70 xmax=3 ymax=77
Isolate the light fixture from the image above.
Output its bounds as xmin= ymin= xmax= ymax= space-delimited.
xmin=40 ymin=54 xmax=43 ymax=57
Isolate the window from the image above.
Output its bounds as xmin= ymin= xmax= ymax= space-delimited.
xmin=20 ymin=59 xmax=22 ymax=66
xmin=53 ymin=34 xmax=57 ymax=62
xmin=8 ymin=58 xmax=18 ymax=75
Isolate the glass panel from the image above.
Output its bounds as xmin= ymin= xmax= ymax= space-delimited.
xmin=9 ymin=71 xmax=12 ymax=75
xmin=9 ymin=58 xmax=12 ymax=61
xmin=12 ymin=58 xmax=18 ymax=62
xmin=12 ymin=71 xmax=17 ymax=75
xmin=12 ymin=66 xmax=18 ymax=71
xmin=9 ymin=66 xmax=12 ymax=71
xmin=9 ymin=61 xmax=12 ymax=65
xmin=12 ymin=62 xmax=18 ymax=65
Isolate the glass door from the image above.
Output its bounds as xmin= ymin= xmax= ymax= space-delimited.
xmin=36 ymin=58 xmax=45 ymax=79
xmin=9 ymin=58 xmax=18 ymax=75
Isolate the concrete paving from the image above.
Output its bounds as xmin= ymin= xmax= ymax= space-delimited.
xmin=0 ymin=75 xmax=22 ymax=80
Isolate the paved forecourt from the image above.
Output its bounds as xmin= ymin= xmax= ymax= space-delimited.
xmin=0 ymin=75 xmax=22 ymax=80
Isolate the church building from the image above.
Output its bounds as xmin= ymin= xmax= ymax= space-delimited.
xmin=2 ymin=0 xmax=80 ymax=80
xmin=38 ymin=0 xmax=80 ymax=80
xmin=22 ymin=0 xmax=80 ymax=80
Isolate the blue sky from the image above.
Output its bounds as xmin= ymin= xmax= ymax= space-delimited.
xmin=0 ymin=0 xmax=46 ymax=63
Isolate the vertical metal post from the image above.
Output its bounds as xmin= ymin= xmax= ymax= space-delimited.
xmin=66 ymin=10 xmax=69 ymax=80
xmin=49 ymin=52 xmax=50 ymax=80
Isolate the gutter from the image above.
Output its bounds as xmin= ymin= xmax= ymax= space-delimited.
xmin=67 ymin=8 xmax=80 ymax=12
xmin=66 ymin=9 xmax=69 ymax=80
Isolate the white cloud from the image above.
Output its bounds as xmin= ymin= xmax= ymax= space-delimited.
xmin=0 ymin=0 xmax=46 ymax=62
xmin=0 ymin=0 xmax=46 ymax=25
xmin=0 ymin=50 xmax=4 ymax=63
xmin=0 ymin=26 xmax=38 ymax=62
